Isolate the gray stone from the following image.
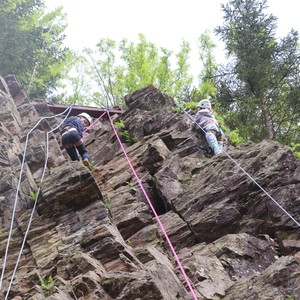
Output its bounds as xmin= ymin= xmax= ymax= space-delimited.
xmin=0 ymin=77 xmax=299 ymax=299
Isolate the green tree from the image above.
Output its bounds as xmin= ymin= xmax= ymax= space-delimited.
xmin=215 ymin=0 xmax=300 ymax=144
xmin=61 ymin=34 xmax=194 ymax=108
xmin=192 ymin=30 xmax=218 ymax=102
xmin=51 ymin=51 xmax=94 ymax=105
xmin=0 ymin=0 xmax=69 ymax=98
xmin=86 ymin=38 xmax=120 ymax=107
xmin=26 ymin=7 xmax=70 ymax=98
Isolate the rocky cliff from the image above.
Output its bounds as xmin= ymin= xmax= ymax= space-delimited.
xmin=0 ymin=75 xmax=300 ymax=300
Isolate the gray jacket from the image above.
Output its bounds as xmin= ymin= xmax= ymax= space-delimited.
xmin=192 ymin=108 xmax=219 ymax=130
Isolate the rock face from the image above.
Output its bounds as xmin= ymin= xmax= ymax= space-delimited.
xmin=0 ymin=76 xmax=300 ymax=300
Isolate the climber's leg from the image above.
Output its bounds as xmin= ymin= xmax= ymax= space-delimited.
xmin=205 ymin=130 xmax=222 ymax=156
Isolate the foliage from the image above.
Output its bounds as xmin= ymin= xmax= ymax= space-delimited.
xmin=29 ymin=189 xmax=37 ymax=202
xmin=198 ymin=30 xmax=218 ymax=83
xmin=215 ymin=0 xmax=300 ymax=146
xmin=41 ymin=275 xmax=54 ymax=294
xmin=181 ymin=101 xmax=199 ymax=110
xmin=227 ymin=128 xmax=245 ymax=146
xmin=192 ymin=30 xmax=218 ymax=101
xmin=0 ymin=2 xmax=216 ymax=109
xmin=50 ymin=51 xmax=94 ymax=105
xmin=177 ymin=30 xmax=219 ymax=104
xmin=51 ymin=30 xmax=223 ymax=110
xmin=103 ymin=196 xmax=112 ymax=211
xmin=56 ymin=34 xmax=194 ymax=107
xmin=114 ymin=120 xmax=138 ymax=144
xmin=26 ymin=7 xmax=70 ymax=98
xmin=290 ymin=143 xmax=300 ymax=159
xmin=0 ymin=0 xmax=70 ymax=98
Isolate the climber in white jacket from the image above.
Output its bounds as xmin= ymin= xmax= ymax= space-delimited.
xmin=192 ymin=99 xmax=225 ymax=156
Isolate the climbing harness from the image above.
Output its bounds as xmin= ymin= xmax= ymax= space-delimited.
xmin=63 ymin=139 xmax=83 ymax=149
xmin=0 ymin=106 xmax=73 ymax=299
xmin=61 ymin=127 xmax=77 ymax=135
xmin=175 ymin=102 xmax=300 ymax=228
xmin=207 ymin=129 xmax=223 ymax=140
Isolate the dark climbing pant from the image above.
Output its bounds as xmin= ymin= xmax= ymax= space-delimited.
xmin=61 ymin=130 xmax=89 ymax=161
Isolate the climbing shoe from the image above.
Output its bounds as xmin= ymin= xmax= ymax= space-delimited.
xmin=83 ymin=158 xmax=92 ymax=171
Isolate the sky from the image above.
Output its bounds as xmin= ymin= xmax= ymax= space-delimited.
xmin=44 ymin=0 xmax=300 ymax=77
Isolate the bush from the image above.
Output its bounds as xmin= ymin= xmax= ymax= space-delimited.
xmin=290 ymin=143 xmax=300 ymax=159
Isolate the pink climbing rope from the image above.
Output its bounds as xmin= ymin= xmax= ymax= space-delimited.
xmin=106 ymin=111 xmax=198 ymax=300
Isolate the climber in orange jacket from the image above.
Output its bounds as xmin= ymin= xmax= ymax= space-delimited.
xmin=61 ymin=112 xmax=93 ymax=170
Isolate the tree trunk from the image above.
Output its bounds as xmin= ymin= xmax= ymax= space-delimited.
xmin=261 ymin=97 xmax=275 ymax=139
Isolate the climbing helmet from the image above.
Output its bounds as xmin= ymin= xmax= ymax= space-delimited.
xmin=78 ymin=112 xmax=92 ymax=126
xmin=198 ymin=99 xmax=211 ymax=109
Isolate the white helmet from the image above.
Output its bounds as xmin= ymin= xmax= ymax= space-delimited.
xmin=78 ymin=112 xmax=92 ymax=126
xmin=198 ymin=99 xmax=211 ymax=109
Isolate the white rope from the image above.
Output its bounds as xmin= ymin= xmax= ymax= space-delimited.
xmin=0 ymin=106 xmax=73 ymax=296
xmin=176 ymin=103 xmax=300 ymax=228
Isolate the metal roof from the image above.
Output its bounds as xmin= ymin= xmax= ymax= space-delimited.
xmin=32 ymin=102 xmax=123 ymax=119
